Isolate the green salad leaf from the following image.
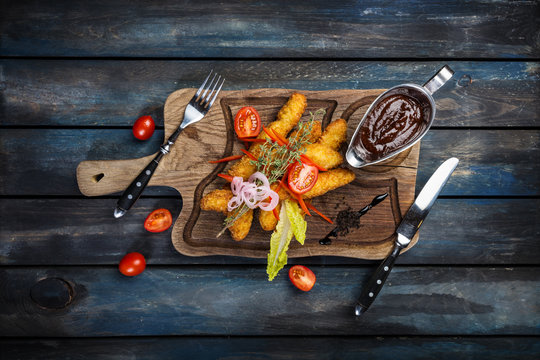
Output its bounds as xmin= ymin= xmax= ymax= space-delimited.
xmin=266 ymin=200 xmax=307 ymax=281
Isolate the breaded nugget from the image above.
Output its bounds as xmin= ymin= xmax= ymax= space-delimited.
xmin=228 ymin=92 xmax=307 ymax=180
xmin=303 ymin=143 xmax=344 ymax=170
xmin=318 ymin=118 xmax=347 ymax=150
xmin=259 ymin=201 xmax=281 ymax=231
xmin=276 ymin=185 xmax=290 ymax=201
xmin=201 ymin=189 xmax=232 ymax=214
xmin=228 ymin=208 xmax=253 ymax=241
xmin=227 ymin=155 xmax=257 ymax=180
xmin=289 ymin=121 xmax=322 ymax=144
xmin=268 ymin=92 xmax=307 ymax=137
xmin=303 ymin=168 xmax=355 ymax=199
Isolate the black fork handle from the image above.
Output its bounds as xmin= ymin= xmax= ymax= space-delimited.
xmin=115 ymin=152 xmax=164 ymax=214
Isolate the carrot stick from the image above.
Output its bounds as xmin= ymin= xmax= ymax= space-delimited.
xmin=217 ymin=173 xmax=234 ymax=182
xmin=271 ymin=128 xmax=289 ymax=146
xmin=296 ymin=195 xmax=311 ymax=216
xmin=239 ymin=138 xmax=266 ymax=143
xmin=300 ymin=154 xmax=327 ymax=172
xmin=240 ymin=149 xmax=258 ymax=161
xmin=262 ymin=126 xmax=287 ymax=146
xmin=272 ymin=207 xmax=280 ymax=221
xmin=282 ymin=184 xmax=311 ymax=216
xmin=262 ymin=126 xmax=278 ymax=142
xmin=276 ymin=175 xmax=287 ymax=192
xmin=306 ymin=202 xmax=333 ymax=224
xmin=208 ymin=154 xmax=243 ymax=164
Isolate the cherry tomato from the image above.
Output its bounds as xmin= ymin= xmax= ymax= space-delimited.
xmin=144 ymin=208 xmax=173 ymax=233
xmin=289 ymin=265 xmax=316 ymax=291
xmin=234 ymin=106 xmax=261 ymax=138
xmin=119 ymin=252 xmax=146 ymax=277
xmin=133 ymin=115 xmax=155 ymax=140
xmin=288 ymin=162 xmax=318 ymax=195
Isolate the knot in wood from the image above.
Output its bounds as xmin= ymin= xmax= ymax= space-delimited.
xmin=30 ymin=278 xmax=74 ymax=310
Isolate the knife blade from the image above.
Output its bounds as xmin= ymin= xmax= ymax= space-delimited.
xmin=354 ymin=157 xmax=459 ymax=316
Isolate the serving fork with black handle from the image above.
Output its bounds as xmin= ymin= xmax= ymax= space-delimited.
xmin=114 ymin=71 xmax=225 ymax=218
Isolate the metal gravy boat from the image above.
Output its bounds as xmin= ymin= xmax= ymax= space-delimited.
xmin=346 ymin=65 xmax=454 ymax=168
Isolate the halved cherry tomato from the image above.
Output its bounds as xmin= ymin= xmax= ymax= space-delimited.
xmin=289 ymin=265 xmax=316 ymax=291
xmin=133 ymin=115 xmax=155 ymax=140
xmin=119 ymin=252 xmax=146 ymax=277
xmin=234 ymin=107 xmax=261 ymax=138
xmin=288 ymin=162 xmax=318 ymax=195
xmin=144 ymin=208 xmax=172 ymax=233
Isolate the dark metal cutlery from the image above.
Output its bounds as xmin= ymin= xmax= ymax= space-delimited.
xmin=355 ymin=157 xmax=459 ymax=315
xmin=114 ymin=71 xmax=225 ymax=218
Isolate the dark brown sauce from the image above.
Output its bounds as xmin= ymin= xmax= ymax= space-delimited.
xmin=357 ymin=94 xmax=425 ymax=160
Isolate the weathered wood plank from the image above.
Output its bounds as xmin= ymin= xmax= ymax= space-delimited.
xmin=1 ymin=199 xmax=538 ymax=265
xmin=1 ymin=60 xmax=538 ymax=127
xmin=0 ymin=128 xmax=179 ymax=196
xmin=417 ymin=130 xmax=540 ymax=196
xmin=1 ymin=337 xmax=539 ymax=360
xmin=0 ymin=267 xmax=537 ymax=336
xmin=1 ymin=0 xmax=538 ymax=58
xmin=1 ymin=129 xmax=538 ymax=196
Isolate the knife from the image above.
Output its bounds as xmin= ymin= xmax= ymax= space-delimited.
xmin=354 ymin=157 xmax=459 ymax=316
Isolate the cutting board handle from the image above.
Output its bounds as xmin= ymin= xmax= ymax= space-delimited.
xmin=76 ymin=154 xmax=157 ymax=197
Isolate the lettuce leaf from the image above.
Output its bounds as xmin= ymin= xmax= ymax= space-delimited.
xmin=266 ymin=200 xmax=308 ymax=281
xmin=286 ymin=200 xmax=307 ymax=245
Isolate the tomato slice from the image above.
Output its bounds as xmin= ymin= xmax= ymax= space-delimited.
xmin=234 ymin=106 xmax=261 ymax=138
xmin=289 ymin=265 xmax=316 ymax=291
xmin=119 ymin=252 xmax=146 ymax=277
xmin=288 ymin=162 xmax=318 ymax=195
xmin=144 ymin=208 xmax=172 ymax=233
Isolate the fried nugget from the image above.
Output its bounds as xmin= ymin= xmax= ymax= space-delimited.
xmin=318 ymin=118 xmax=347 ymax=150
xmin=259 ymin=201 xmax=281 ymax=231
xmin=201 ymin=189 xmax=253 ymax=241
xmin=303 ymin=168 xmax=355 ymax=199
xmin=228 ymin=93 xmax=307 ymax=179
xmin=201 ymin=189 xmax=232 ymax=214
xmin=228 ymin=208 xmax=253 ymax=241
xmin=268 ymin=92 xmax=307 ymax=137
xmin=289 ymin=121 xmax=322 ymax=144
xmin=303 ymin=143 xmax=344 ymax=170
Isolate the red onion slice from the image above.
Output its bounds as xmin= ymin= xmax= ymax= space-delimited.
xmin=226 ymin=172 xmax=279 ymax=212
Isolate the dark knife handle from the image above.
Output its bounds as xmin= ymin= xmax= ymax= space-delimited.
xmin=116 ymin=152 xmax=164 ymax=213
xmin=355 ymin=243 xmax=402 ymax=316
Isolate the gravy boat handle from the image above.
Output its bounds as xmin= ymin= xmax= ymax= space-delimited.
xmin=423 ymin=65 xmax=454 ymax=95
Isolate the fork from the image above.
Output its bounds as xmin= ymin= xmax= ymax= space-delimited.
xmin=114 ymin=70 xmax=225 ymax=218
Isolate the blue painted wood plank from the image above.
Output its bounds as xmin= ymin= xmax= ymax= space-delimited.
xmin=1 ymin=199 xmax=538 ymax=265
xmin=1 ymin=337 xmax=539 ymax=360
xmin=0 ymin=267 xmax=537 ymax=336
xmin=0 ymin=128 xmax=179 ymax=196
xmin=1 ymin=129 xmax=537 ymax=196
xmin=1 ymin=60 xmax=538 ymax=127
xmin=417 ymin=130 xmax=540 ymax=196
xmin=1 ymin=0 xmax=538 ymax=58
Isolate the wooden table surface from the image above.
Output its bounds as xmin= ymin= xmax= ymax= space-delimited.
xmin=1 ymin=1 xmax=539 ymax=359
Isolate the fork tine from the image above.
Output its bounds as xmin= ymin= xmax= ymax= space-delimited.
xmin=200 ymin=73 xmax=217 ymax=101
xmin=202 ymin=75 xmax=221 ymax=105
xmin=206 ymin=77 xmax=225 ymax=109
xmin=195 ymin=70 xmax=213 ymax=98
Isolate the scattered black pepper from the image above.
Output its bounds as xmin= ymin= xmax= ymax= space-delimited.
xmin=319 ymin=193 xmax=388 ymax=245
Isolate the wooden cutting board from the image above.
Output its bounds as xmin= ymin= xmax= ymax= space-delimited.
xmin=77 ymin=88 xmax=421 ymax=260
